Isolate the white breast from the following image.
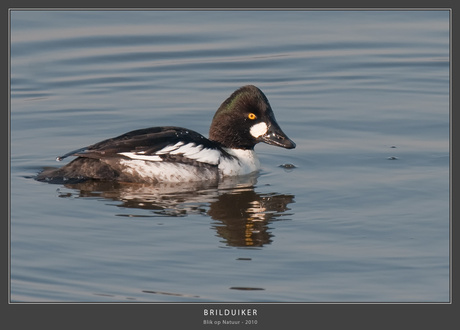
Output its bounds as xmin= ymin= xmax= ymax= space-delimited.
xmin=219 ymin=149 xmax=261 ymax=177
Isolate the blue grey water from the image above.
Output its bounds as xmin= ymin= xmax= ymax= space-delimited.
xmin=10 ymin=10 xmax=450 ymax=302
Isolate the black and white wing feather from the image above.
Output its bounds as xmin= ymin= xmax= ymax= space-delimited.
xmin=56 ymin=126 xmax=230 ymax=167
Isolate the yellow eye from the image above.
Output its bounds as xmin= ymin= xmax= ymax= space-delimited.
xmin=248 ymin=113 xmax=257 ymax=120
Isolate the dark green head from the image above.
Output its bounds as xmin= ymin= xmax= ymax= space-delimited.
xmin=209 ymin=85 xmax=296 ymax=150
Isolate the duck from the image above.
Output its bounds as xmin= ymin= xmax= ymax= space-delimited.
xmin=36 ymin=85 xmax=295 ymax=184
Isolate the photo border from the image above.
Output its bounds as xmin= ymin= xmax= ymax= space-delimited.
xmin=4 ymin=0 xmax=457 ymax=328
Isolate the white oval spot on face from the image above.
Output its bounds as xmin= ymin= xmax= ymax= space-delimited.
xmin=250 ymin=122 xmax=268 ymax=138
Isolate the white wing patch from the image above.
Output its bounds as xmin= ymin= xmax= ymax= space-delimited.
xmin=169 ymin=143 xmax=202 ymax=155
xmin=194 ymin=148 xmax=222 ymax=165
xmin=155 ymin=141 xmax=185 ymax=154
xmin=118 ymin=142 xmax=221 ymax=165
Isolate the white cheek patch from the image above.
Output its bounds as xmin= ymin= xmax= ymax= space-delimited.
xmin=250 ymin=122 xmax=268 ymax=138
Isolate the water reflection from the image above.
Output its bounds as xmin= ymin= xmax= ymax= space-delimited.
xmin=208 ymin=189 xmax=294 ymax=247
xmin=55 ymin=174 xmax=295 ymax=247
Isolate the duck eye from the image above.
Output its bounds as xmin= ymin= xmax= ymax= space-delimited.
xmin=248 ymin=113 xmax=257 ymax=120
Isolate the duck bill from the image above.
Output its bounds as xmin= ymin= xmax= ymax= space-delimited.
xmin=259 ymin=123 xmax=296 ymax=149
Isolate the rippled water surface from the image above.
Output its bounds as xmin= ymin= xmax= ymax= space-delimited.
xmin=10 ymin=10 xmax=450 ymax=302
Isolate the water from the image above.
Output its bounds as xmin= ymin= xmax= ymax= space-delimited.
xmin=10 ymin=10 xmax=450 ymax=302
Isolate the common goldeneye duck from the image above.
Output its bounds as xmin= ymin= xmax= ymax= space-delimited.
xmin=36 ymin=85 xmax=295 ymax=184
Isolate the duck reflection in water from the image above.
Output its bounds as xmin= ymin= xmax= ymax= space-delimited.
xmin=208 ymin=189 xmax=294 ymax=247
xmin=56 ymin=173 xmax=295 ymax=247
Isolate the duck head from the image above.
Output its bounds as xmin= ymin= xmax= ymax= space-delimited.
xmin=209 ymin=85 xmax=296 ymax=150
